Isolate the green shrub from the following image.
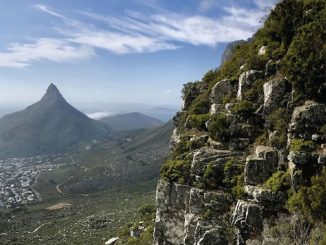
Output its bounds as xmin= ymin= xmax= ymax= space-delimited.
xmin=289 ymin=139 xmax=317 ymax=152
xmin=310 ymin=222 xmax=326 ymax=245
xmin=232 ymin=100 xmax=254 ymax=117
xmin=232 ymin=173 xmax=245 ymax=199
xmin=319 ymin=124 xmax=326 ymax=135
xmin=203 ymin=162 xmax=224 ymax=188
xmin=188 ymin=91 xmax=210 ymax=115
xmin=287 ymin=167 xmax=326 ymax=222
xmin=223 ymin=159 xmax=244 ymax=188
xmin=267 ymin=108 xmax=290 ymax=148
xmin=208 ymin=114 xmax=230 ymax=141
xmin=186 ymin=114 xmax=209 ymax=130
xmin=255 ymin=131 xmax=269 ymax=145
xmin=139 ymin=204 xmax=156 ymax=217
xmin=160 ymin=157 xmax=192 ymax=184
xmin=222 ymin=94 xmax=236 ymax=104
xmin=264 ymin=171 xmax=291 ymax=192
xmin=282 ymin=7 xmax=326 ymax=103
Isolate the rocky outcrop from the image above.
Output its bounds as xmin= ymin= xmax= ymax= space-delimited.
xmin=244 ymin=146 xmax=279 ymax=185
xmin=230 ymin=200 xmax=263 ymax=242
xmin=154 ymin=179 xmax=232 ymax=245
xmin=155 ymin=27 xmax=326 ymax=243
xmin=288 ymin=101 xmax=326 ymax=140
xmin=263 ymin=78 xmax=291 ymax=114
xmin=237 ymin=70 xmax=264 ymax=101
xmin=211 ymin=79 xmax=238 ymax=105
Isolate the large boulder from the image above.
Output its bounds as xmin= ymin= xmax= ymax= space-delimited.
xmin=197 ymin=227 xmax=228 ymax=245
xmin=184 ymin=188 xmax=232 ymax=244
xmin=154 ymin=180 xmax=190 ymax=245
xmin=191 ymin=147 xmax=231 ymax=177
xmin=210 ymin=79 xmax=238 ymax=104
xmin=189 ymin=134 xmax=208 ymax=150
xmin=288 ymin=101 xmax=326 ymax=140
xmin=237 ymin=70 xmax=264 ymax=101
xmin=230 ymin=200 xmax=263 ymax=232
xmin=263 ymin=78 xmax=291 ymax=114
xmin=265 ymin=59 xmax=277 ymax=77
xmin=244 ymin=185 xmax=287 ymax=207
xmin=244 ymin=146 xmax=279 ymax=185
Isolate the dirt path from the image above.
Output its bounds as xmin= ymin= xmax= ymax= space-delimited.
xmin=56 ymin=176 xmax=73 ymax=194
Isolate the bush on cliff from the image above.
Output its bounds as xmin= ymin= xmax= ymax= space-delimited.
xmin=208 ymin=114 xmax=230 ymax=141
xmin=160 ymin=157 xmax=192 ymax=184
xmin=287 ymin=167 xmax=326 ymax=222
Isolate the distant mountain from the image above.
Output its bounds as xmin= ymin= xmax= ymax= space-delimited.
xmin=220 ymin=40 xmax=247 ymax=65
xmin=99 ymin=112 xmax=163 ymax=132
xmin=0 ymin=83 xmax=109 ymax=157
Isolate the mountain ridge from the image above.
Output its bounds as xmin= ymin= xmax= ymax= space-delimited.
xmin=99 ymin=112 xmax=163 ymax=132
xmin=0 ymin=83 xmax=110 ymax=157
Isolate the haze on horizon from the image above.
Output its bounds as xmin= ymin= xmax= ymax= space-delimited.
xmin=0 ymin=0 xmax=277 ymax=109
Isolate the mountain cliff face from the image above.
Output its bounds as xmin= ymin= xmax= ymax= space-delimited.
xmin=154 ymin=1 xmax=326 ymax=244
xmin=0 ymin=83 xmax=109 ymax=157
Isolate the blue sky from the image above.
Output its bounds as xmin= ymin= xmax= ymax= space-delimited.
xmin=0 ymin=0 xmax=277 ymax=108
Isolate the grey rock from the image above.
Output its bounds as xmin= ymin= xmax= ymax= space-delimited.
xmin=189 ymin=135 xmax=209 ymax=150
xmin=207 ymin=138 xmax=225 ymax=150
xmin=105 ymin=237 xmax=119 ymax=245
xmin=191 ymin=147 xmax=231 ymax=177
xmin=244 ymin=185 xmax=287 ymax=206
xmin=318 ymin=145 xmax=326 ymax=164
xmin=258 ymin=46 xmax=267 ymax=56
xmin=237 ymin=70 xmax=264 ymax=101
xmin=154 ymin=180 xmax=190 ymax=245
xmin=288 ymin=151 xmax=313 ymax=167
xmin=230 ymin=200 xmax=263 ymax=232
xmin=210 ymin=79 xmax=238 ymax=104
xmin=229 ymin=138 xmax=250 ymax=151
xmin=288 ymin=101 xmax=326 ymax=140
xmin=244 ymin=146 xmax=279 ymax=185
xmin=263 ymin=78 xmax=290 ymax=114
xmin=197 ymin=227 xmax=228 ymax=245
xmin=265 ymin=59 xmax=276 ymax=77
xmin=170 ymin=128 xmax=181 ymax=151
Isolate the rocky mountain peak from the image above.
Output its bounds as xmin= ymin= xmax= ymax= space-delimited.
xmin=41 ymin=83 xmax=66 ymax=103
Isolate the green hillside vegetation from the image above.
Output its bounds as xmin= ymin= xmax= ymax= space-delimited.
xmin=100 ymin=112 xmax=163 ymax=132
xmin=0 ymin=180 xmax=156 ymax=245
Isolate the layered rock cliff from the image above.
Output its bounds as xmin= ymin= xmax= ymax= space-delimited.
xmin=154 ymin=1 xmax=326 ymax=244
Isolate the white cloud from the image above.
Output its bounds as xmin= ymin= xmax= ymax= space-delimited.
xmin=164 ymin=90 xmax=172 ymax=94
xmin=198 ymin=0 xmax=221 ymax=12
xmin=253 ymin=0 xmax=278 ymax=10
xmin=87 ymin=111 xmax=112 ymax=119
xmin=80 ymin=8 xmax=262 ymax=47
xmin=35 ymin=4 xmax=66 ymax=19
xmin=69 ymin=31 xmax=178 ymax=54
xmin=0 ymin=3 xmax=275 ymax=68
xmin=0 ymin=38 xmax=94 ymax=68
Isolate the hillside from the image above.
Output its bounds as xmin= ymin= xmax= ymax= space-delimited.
xmin=153 ymin=1 xmax=326 ymax=245
xmin=100 ymin=112 xmax=163 ymax=132
xmin=0 ymin=120 xmax=174 ymax=244
xmin=38 ymin=120 xmax=174 ymax=194
xmin=0 ymin=84 xmax=109 ymax=157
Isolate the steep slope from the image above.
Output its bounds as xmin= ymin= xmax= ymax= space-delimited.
xmin=154 ymin=1 xmax=326 ymax=244
xmin=99 ymin=112 xmax=163 ymax=132
xmin=0 ymin=83 xmax=109 ymax=157
xmin=55 ymin=120 xmax=174 ymax=194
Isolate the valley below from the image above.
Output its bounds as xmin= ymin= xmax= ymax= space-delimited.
xmin=0 ymin=120 xmax=173 ymax=244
